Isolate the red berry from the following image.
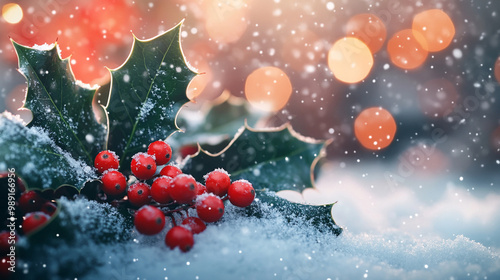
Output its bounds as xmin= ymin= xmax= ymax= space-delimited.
xmin=101 ymin=170 xmax=127 ymax=196
xmin=127 ymin=182 xmax=151 ymax=207
xmin=94 ymin=150 xmax=119 ymax=173
xmin=159 ymin=165 xmax=182 ymax=178
xmin=181 ymin=217 xmax=206 ymax=234
xmin=196 ymin=195 xmax=225 ymax=223
xmin=147 ymin=140 xmax=172 ymax=165
xmin=170 ymin=175 xmax=197 ymax=204
xmin=205 ymin=169 xmax=231 ymax=197
xmin=41 ymin=201 xmax=58 ymax=216
xmin=18 ymin=190 xmax=46 ymax=214
xmin=131 ymin=153 xmax=157 ymax=180
xmin=134 ymin=206 xmax=165 ymax=235
xmin=179 ymin=144 xmax=199 ymax=158
xmin=22 ymin=211 xmax=50 ymax=235
xmin=151 ymin=176 xmax=173 ymax=204
xmin=228 ymin=180 xmax=255 ymax=207
xmin=0 ymin=257 xmax=13 ymax=280
xmin=195 ymin=182 xmax=207 ymax=196
xmin=165 ymin=226 xmax=194 ymax=252
xmin=0 ymin=231 xmax=16 ymax=255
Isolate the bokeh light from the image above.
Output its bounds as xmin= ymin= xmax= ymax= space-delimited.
xmin=417 ymin=78 xmax=459 ymax=118
xmin=2 ymin=3 xmax=23 ymax=24
xmin=354 ymin=107 xmax=397 ymax=150
xmin=494 ymin=56 xmax=500 ymax=84
xmin=7 ymin=0 xmax=138 ymax=85
xmin=281 ymin=29 xmax=324 ymax=72
xmin=387 ymin=29 xmax=428 ymax=70
xmin=412 ymin=9 xmax=455 ymax=52
xmin=186 ymin=63 xmax=213 ymax=101
xmin=345 ymin=13 xmax=386 ymax=53
xmin=399 ymin=143 xmax=449 ymax=175
xmin=328 ymin=37 xmax=373 ymax=84
xmin=491 ymin=126 xmax=500 ymax=152
xmin=244 ymin=66 xmax=292 ymax=112
xmin=203 ymin=0 xmax=249 ymax=44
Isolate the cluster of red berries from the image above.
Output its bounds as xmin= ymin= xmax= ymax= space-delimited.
xmin=0 ymin=186 xmax=59 ymax=278
xmin=94 ymin=140 xmax=256 ymax=252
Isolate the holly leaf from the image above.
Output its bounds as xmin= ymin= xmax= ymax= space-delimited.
xmin=184 ymin=123 xmax=325 ymax=192
xmin=248 ymin=191 xmax=342 ymax=235
xmin=106 ymin=21 xmax=196 ymax=168
xmin=18 ymin=197 xmax=132 ymax=279
xmin=174 ymin=93 xmax=267 ymax=147
xmin=12 ymin=41 xmax=106 ymax=165
xmin=183 ymin=123 xmax=342 ymax=234
xmin=0 ymin=113 xmax=95 ymax=190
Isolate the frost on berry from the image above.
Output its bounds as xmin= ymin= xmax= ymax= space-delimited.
xmin=22 ymin=211 xmax=50 ymax=235
xmin=18 ymin=190 xmax=46 ymax=213
xmin=151 ymin=176 xmax=173 ymax=204
xmin=204 ymin=169 xmax=231 ymax=197
xmin=101 ymin=169 xmax=127 ymax=196
xmin=94 ymin=150 xmax=120 ymax=174
xmin=159 ymin=165 xmax=183 ymax=178
xmin=181 ymin=217 xmax=206 ymax=234
xmin=147 ymin=140 xmax=172 ymax=165
xmin=165 ymin=226 xmax=194 ymax=252
xmin=170 ymin=174 xmax=197 ymax=204
xmin=203 ymin=168 xmax=230 ymax=181
xmin=228 ymin=180 xmax=255 ymax=208
xmin=127 ymin=182 xmax=151 ymax=207
xmin=131 ymin=152 xmax=157 ymax=180
xmin=134 ymin=205 xmax=165 ymax=235
xmin=196 ymin=194 xmax=225 ymax=223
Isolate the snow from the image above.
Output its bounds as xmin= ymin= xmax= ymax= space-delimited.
xmin=0 ymin=112 xmax=95 ymax=188
xmin=30 ymin=43 xmax=56 ymax=51
xmin=22 ymin=161 xmax=499 ymax=279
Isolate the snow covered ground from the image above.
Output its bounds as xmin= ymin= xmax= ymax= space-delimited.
xmin=70 ymin=161 xmax=500 ymax=280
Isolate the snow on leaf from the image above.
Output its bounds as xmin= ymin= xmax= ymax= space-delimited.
xmin=11 ymin=40 xmax=106 ymax=165
xmin=0 ymin=112 xmax=95 ymax=190
xmin=106 ymin=21 xmax=196 ymax=169
xmin=18 ymin=197 xmax=132 ymax=279
xmin=0 ymin=113 xmax=95 ymax=189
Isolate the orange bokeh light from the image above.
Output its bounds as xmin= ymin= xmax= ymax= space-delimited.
xmin=354 ymin=107 xmax=397 ymax=150
xmin=186 ymin=64 xmax=212 ymax=101
xmin=2 ymin=3 xmax=23 ymax=24
xmin=418 ymin=78 xmax=459 ymax=118
xmin=345 ymin=13 xmax=387 ymax=53
xmin=387 ymin=29 xmax=428 ymax=70
xmin=203 ymin=0 xmax=249 ymax=44
xmin=491 ymin=126 xmax=500 ymax=152
xmin=412 ymin=9 xmax=455 ymax=52
xmin=244 ymin=66 xmax=293 ymax=112
xmin=328 ymin=37 xmax=373 ymax=84
xmin=281 ymin=29 xmax=324 ymax=72
xmin=494 ymin=57 xmax=500 ymax=84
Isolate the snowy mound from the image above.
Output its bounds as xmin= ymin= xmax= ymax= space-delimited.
xmin=18 ymin=194 xmax=500 ymax=280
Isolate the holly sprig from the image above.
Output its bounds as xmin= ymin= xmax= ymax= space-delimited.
xmin=1 ymin=21 xmax=342 ymax=277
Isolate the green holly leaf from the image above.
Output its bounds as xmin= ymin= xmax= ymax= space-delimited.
xmin=183 ymin=124 xmax=342 ymax=234
xmin=106 ymin=21 xmax=196 ymax=169
xmin=248 ymin=191 xmax=342 ymax=235
xmin=18 ymin=197 xmax=132 ymax=279
xmin=173 ymin=94 xmax=267 ymax=149
xmin=12 ymin=41 xmax=106 ymax=165
xmin=0 ymin=113 xmax=95 ymax=190
xmin=184 ymin=123 xmax=325 ymax=192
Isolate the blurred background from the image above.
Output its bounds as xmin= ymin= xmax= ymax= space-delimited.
xmin=1 ymin=0 xmax=500 ymax=246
